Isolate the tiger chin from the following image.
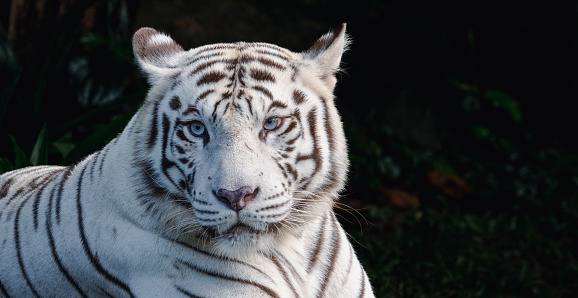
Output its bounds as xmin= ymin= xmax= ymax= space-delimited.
xmin=0 ymin=24 xmax=375 ymax=297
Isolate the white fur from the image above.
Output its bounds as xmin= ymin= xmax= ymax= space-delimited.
xmin=0 ymin=25 xmax=374 ymax=297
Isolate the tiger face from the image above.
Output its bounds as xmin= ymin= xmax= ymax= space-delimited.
xmin=132 ymin=26 xmax=349 ymax=257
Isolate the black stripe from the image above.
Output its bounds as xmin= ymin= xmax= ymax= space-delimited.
xmin=255 ymin=49 xmax=289 ymax=61
xmin=32 ymin=181 xmax=50 ymax=230
xmin=319 ymin=96 xmax=340 ymax=191
xmin=14 ymin=196 xmax=41 ymax=297
xmin=148 ymin=103 xmax=160 ymax=149
xmin=252 ymin=86 xmax=273 ymax=100
xmin=306 ymin=212 xmax=327 ymax=273
xmin=173 ymin=240 xmax=274 ymax=284
xmin=253 ymin=42 xmax=290 ymax=54
xmin=257 ymin=57 xmax=286 ymax=70
xmin=46 ymin=179 xmax=87 ymax=297
xmin=342 ymin=246 xmax=355 ymax=285
xmin=270 ymin=254 xmax=299 ymax=298
xmin=0 ymin=280 xmax=10 ymax=297
xmin=296 ymin=109 xmax=322 ymax=190
xmin=197 ymin=71 xmax=227 ymax=85
xmin=97 ymin=144 xmax=112 ymax=177
xmin=192 ymin=44 xmax=235 ymax=56
xmin=358 ymin=270 xmax=367 ymax=298
xmin=279 ymin=121 xmax=297 ymax=137
xmin=55 ymin=167 xmax=73 ymax=224
xmin=75 ymin=164 xmax=134 ymax=297
xmin=161 ymin=114 xmax=187 ymax=190
xmin=318 ymin=214 xmax=341 ymax=296
xmin=180 ymin=260 xmax=279 ymax=298
xmin=175 ymin=286 xmax=203 ymax=298
xmin=32 ymin=169 xmax=64 ymax=230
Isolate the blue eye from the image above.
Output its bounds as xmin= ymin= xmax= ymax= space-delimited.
xmin=189 ymin=121 xmax=206 ymax=136
xmin=264 ymin=117 xmax=283 ymax=130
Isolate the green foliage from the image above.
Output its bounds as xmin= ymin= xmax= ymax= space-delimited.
xmin=343 ymin=77 xmax=578 ymax=296
xmin=0 ymin=1 xmax=143 ymax=175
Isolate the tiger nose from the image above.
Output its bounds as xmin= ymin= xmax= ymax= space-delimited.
xmin=213 ymin=186 xmax=260 ymax=211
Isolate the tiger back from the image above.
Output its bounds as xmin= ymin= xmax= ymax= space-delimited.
xmin=0 ymin=24 xmax=374 ymax=297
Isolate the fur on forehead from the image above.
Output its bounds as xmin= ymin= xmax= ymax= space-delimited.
xmin=132 ymin=24 xmax=350 ymax=89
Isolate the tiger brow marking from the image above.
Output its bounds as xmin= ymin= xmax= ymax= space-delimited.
xmin=195 ymin=89 xmax=214 ymax=104
xmin=268 ymin=100 xmax=287 ymax=112
xmin=196 ymin=71 xmax=227 ymax=85
xmin=244 ymin=95 xmax=254 ymax=116
xmin=252 ymin=86 xmax=273 ymax=100
xmin=211 ymin=98 xmax=227 ymax=123
xmin=250 ymin=68 xmax=276 ymax=82
xmin=183 ymin=105 xmax=200 ymax=116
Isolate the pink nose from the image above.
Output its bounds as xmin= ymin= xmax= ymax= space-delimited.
xmin=213 ymin=187 xmax=259 ymax=211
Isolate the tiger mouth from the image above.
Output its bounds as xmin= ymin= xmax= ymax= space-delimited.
xmin=204 ymin=223 xmax=262 ymax=238
xmin=227 ymin=223 xmax=258 ymax=234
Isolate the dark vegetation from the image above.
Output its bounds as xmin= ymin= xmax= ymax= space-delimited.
xmin=2 ymin=0 xmax=578 ymax=296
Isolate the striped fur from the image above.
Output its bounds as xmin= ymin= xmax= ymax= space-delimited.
xmin=0 ymin=24 xmax=374 ymax=297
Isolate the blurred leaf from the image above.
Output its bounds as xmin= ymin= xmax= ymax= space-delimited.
xmin=30 ymin=123 xmax=49 ymax=166
xmin=483 ymin=89 xmax=522 ymax=123
xmin=9 ymin=135 xmax=32 ymax=169
xmin=52 ymin=133 xmax=76 ymax=158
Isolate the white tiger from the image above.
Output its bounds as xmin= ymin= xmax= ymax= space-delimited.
xmin=0 ymin=24 xmax=374 ymax=297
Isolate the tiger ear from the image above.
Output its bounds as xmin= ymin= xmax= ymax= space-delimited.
xmin=302 ymin=23 xmax=350 ymax=90
xmin=132 ymin=27 xmax=184 ymax=84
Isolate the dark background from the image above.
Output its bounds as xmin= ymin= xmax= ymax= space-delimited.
xmin=2 ymin=0 xmax=578 ymax=296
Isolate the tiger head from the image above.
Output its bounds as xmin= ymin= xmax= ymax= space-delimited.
xmin=130 ymin=25 xmax=349 ymax=257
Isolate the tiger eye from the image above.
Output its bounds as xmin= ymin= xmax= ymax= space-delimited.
xmin=189 ymin=121 xmax=206 ymax=137
xmin=264 ymin=117 xmax=283 ymax=130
